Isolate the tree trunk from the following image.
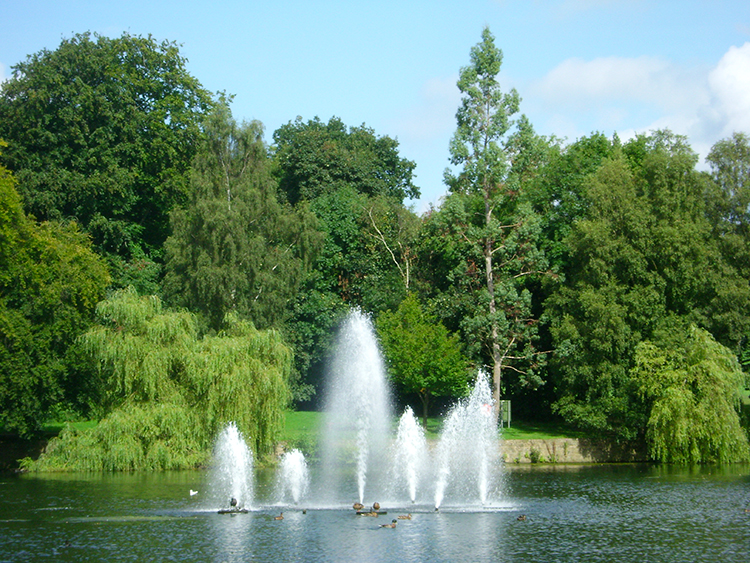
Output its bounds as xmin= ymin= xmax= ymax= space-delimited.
xmin=483 ymin=183 xmax=502 ymax=422
xmin=420 ymin=391 xmax=430 ymax=429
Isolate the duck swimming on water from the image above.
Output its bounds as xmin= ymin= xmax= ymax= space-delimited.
xmin=379 ymin=519 xmax=397 ymax=529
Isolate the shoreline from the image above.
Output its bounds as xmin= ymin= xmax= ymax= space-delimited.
xmin=1 ymin=433 xmax=649 ymax=472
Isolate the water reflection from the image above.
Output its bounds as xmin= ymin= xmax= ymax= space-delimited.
xmin=1 ymin=464 xmax=748 ymax=562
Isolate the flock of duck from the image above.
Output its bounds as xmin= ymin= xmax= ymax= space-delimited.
xmin=217 ymin=496 xmax=533 ymax=525
xmin=351 ymin=502 xmax=413 ymax=528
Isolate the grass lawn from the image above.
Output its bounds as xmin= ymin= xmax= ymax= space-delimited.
xmin=40 ymin=419 xmax=98 ymax=434
xmin=283 ymin=410 xmax=583 ymax=443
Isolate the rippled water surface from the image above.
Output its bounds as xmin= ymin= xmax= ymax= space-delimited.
xmin=1 ymin=464 xmax=748 ymax=562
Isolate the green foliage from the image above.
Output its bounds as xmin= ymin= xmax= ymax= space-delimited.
xmin=445 ymin=26 xmax=520 ymax=196
xmin=272 ymin=116 xmax=419 ymax=205
xmin=632 ymin=325 xmax=750 ymax=463
xmin=162 ymin=103 xmax=324 ymax=331
xmin=376 ymin=294 xmax=469 ymax=424
xmin=25 ymin=288 xmax=292 ymax=471
xmin=522 ymin=132 xmax=618 ymax=270
xmin=26 ymin=403 xmax=206 ymax=472
xmin=441 ymin=27 xmax=550 ymax=408
xmin=272 ymin=116 xmax=421 ymax=404
xmin=0 ymin=154 xmax=110 ymax=436
xmin=419 ymin=190 xmax=549 ymax=395
xmin=0 ymin=32 xmax=212 ymax=287
xmin=546 ymin=132 xmax=750 ymax=441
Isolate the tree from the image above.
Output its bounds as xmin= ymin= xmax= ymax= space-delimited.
xmin=271 ymin=117 xmax=421 ymax=404
xmin=444 ymin=27 xmax=549 ymax=413
xmin=24 ymin=288 xmax=292 ymax=471
xmin=0 ymin=148 xmax=110 ymax=435
xmin=631 ymin=324 xmax=750 ymax=463
xmin=545 ymin=131 xmax=750 ymax=440
xmin=377 ymin=294 xmax=469 ymax=426
xmin=272 ymin=116 xmax=419 ymax=205
xmin=522 ymin=132 xmax=618 ymax=271
xmin=162 ymin=103 xmax=323 ymax=332
xmin=705 ymin=133 xmax=750 ymax=365
xmin=705 ymin=132 xmax=750 ymax=244
xmin=0 ymin=32 xmax=212 ymax=289
xmin=284 ymin=185 xmax=415 ymax=404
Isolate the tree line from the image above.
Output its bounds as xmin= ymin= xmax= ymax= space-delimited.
xmin=0 ymin=29 xmax=748 ymax=468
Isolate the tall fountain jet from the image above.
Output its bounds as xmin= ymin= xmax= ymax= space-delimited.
xmin=391 ymin=406 xmax=428 ymax=504
xmin=275 ymin=449 xmax=310 ymax=505
xmin=208 ymin=309 xmax=503 ymax=512
xmin=433 ymin=371 xmax=498 ymax=509
xmin=208 ymin=422 xmax=254 ymax=510
xmin=318 ymin=309 xmax=393 ymax=505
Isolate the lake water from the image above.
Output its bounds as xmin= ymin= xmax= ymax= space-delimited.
xmin=1 ymin=464 xmax=748 ymax=562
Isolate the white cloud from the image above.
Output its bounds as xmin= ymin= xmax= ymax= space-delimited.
xmin=707 ymin=42 xmax=750 ymax=137
xmin=531 ymin=55 xmax=706 ymax=115
xmin=525 ymin=44 xmax=750 ymax=165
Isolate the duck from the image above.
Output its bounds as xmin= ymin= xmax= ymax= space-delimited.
xmin=353 ymin=502 xmax=364 ymax=511
xmin=397 ymin=514 xmax=412 ymax=520
xmin=517 ymin=515 xmax=527 ymax=521
xmin=379 ymin=519 xmax=398 ymax=529
xmin=189 ymin=490 xmax=198 ymax=496
xmin=274 ymin=512 xmax=284 ymax=520
xmin=372 ymin=502 xmax=381 ymax=511
xmin=230 ymin=497 xmax=238 ymax=508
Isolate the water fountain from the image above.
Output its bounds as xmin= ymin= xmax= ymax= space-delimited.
xmin=433 ymin=371 xmax=499 ymax=509
xmin=390 ymin=406 xmax=428 ymax=504
xmin=317 ymin=309 xmax=392 ymax=505
xmin=274 ymin=449 xmax=310 ymax=505
xmin=208 ymin=422 xmax=253 ymax=512
xmin=209 ymin=309 xmax=502 ymax=513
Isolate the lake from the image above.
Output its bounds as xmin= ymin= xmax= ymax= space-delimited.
xmin=1 ymin=464 xmax=748 ymax=562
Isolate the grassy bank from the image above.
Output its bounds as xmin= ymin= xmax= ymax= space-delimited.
xmin=2 ymin=411 xmax=586 ymax=471
xmin=281 ymin=410 xmax=583 ymax=449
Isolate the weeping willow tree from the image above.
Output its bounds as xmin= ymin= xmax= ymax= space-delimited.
xmin=631 ymin=324 xmax=750 ymax=464
xmin=24 ymin=288 xmax=291 ymax=471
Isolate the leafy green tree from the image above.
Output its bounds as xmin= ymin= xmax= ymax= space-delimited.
xmin=272 ymin=116 xmax=419 ymax=205
xmin=523 ymin=132 xmax=618 ymax=270
xmin=546 ymin=131 xmax=750 ymax=440
xmin=162 ymin=103 xmax=323 ymax=332
xmin=705 ymin=133 xmax=750 ymax=365
xmin=0 ymin=32 xmax=212 ymax=289
xmin=705 ymin=132 xmax=750 ymax=246
xmin=0 ymin=150 xmax=110 ymax=436
xmin=271 ymin=117 xmax=421 ymax=404
xmin=443 ymin=27 xmax=549 ymax=411
xmin=284 ymin=186 xmax=416 ymax=404
xmin=24 ymin=288 xmax=292 ymax=471
xmin=377 ymin=294 xmax=469 ymax=425
xmin=631 ymin=324 xmax=750 ymax=463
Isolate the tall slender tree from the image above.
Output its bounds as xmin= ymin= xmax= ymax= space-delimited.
xmin=444 ymin=27 xmax=548 ymax=413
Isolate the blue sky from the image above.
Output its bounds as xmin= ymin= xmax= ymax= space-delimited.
xmin=2 ymin=0 xmax=749 ymax=211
